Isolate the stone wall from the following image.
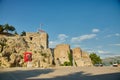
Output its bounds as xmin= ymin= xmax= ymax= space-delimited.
xmin=72 ymin=47 xmax=82 ymax=60
xmin=0 ymin=32 xmax=92 ymax=68
xmin=72 ymin=47 xmax=83 ymax=66
xmin=54 ymin=46 xmax=93 ymax=67
xmin=81 ymin=51 xmax=93 ymax=66
xmin=25 ymin=32 xmax=48 ymax=50
xmin=72 ymin=47 xmax=92 ymax=66
xmin=0 ymin=32 xmax=51 ymax=68
xmin=54 ymin=44 xmax=70 ymax=66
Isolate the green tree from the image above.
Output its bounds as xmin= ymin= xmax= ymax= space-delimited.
xmin=3 ymin=24 xmax=15 ymax=32
xmin=117 ymin=60 xmax=120 ymax=64
xmin=20 ymin=31 xmax=26 ymax=36
xmin=110 ymin=62 xmax=113 ymax=65
xmin=3 ymin=24 xmax=9 ymax=32
xmin=89 ymin=53 xmax=102 ymax=65
xmin=8 ymin=25 xmax=15 ymax=32
xmin=0 ymin=25 xmax=4 ymax=32
xmin=14 ymin=31 xmax=18 ymax=35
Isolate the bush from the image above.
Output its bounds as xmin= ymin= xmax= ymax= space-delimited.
xmin=60 ymin=51 xmax=73 ymax=66
xmin=89 ymin=53 xmax=102 ymax=65
xmin=41 ymin=53 xmax=47 ymax=58
xmin=63 ymin=61 xmax=71 ymax=66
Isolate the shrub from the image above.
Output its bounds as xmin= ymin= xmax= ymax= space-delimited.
xmin=63 ymin=61 xmax=71 ymax=66
xmin=68 ymin=51 xmax=73 ymax=66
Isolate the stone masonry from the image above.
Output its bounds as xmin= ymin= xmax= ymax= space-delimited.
xmin=72 ymin=47 xmax=92 ymax=66
xmin=54 ymin=45 xmax=93 ymax=67
xmin=24 ymin=32 xmax=48 ymax=50
xmin=54 ymin=44 xmax=70 ymax=66
xmin=0 ymin=31 xmax=92 ymax=68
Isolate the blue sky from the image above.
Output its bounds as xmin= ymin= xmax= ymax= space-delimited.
xmin=0 ymin=0 xmax=120 ymax=58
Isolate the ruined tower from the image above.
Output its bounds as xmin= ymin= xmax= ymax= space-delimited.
xmin=25 ymin=32 xmax=48 ymax=50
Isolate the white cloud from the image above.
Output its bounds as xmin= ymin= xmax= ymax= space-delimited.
xmin=106 ymin=33 xmax=120 ymax=38
xmin=49 ymin=40 xmax=64 ymax=48
xmin=106 ymin=35 xmax=112 ymax=38
xmin=87 ymin=50 xmax=95 ymax=53
xmin=83 ymin=48 xmax=119 ymax=58
xmin=97 ymin=50 xmax=110 ymax=54
xmin=72 ymin=44 xmax=81 ymax=47
xmin=101 ymin=54 xmax=120 ymax=59
xmin=49 ymin=41 xmax=60 ymax=48
xmin=115 ymin=33 xmax=120 ymax=36
xmin=96 ymin=46 xmax=103 ymax=49
xmin=92 ymin=29 xmax=100 ymax=33
xmin=110 ymin=44 xmax=120 ymax=46
xmin=58 ymin=34 xmax=68 ymax=41
xmin=49 ymin=34 xmax=68 ymax=48
xmin=71 ymin=34 xmax=96 ymax=43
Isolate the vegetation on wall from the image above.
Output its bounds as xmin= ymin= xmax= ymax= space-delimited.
xmin=68 ymin=51 xmax=73 ymax=66
xmin=41 ymin=52 xmax=47 ymax=58
xmin=61 ymin=51 xmax=73 ymax=66
xmin=63 ymin=61 xmax=71 ymax=66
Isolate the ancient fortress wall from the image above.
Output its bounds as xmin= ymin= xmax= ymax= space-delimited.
xmin=25 ymin=32 xmax=48 ymax=50
xmin=54 ymin=44 xmax=93 ymax=67
xmin=0 ymin=32 xmax=92 ymax=68
xmin=54 ymin=44 xmax=70 ymax=65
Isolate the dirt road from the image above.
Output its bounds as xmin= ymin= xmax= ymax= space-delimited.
xmin=0 ymin=66 xmax=120 ymax=80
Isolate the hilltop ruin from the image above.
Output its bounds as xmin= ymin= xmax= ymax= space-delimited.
xmin=0 ymin=32 xmax=92 ymax=68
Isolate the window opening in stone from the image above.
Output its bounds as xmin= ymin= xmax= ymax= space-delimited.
xmin=30 ymin=37 xmax=33 ymax=41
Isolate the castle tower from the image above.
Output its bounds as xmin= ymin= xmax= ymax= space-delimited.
xmin=25 ymin=32 xmax=48 ymax=50
xmin=39 ymin=32 xmax=49 ymax=49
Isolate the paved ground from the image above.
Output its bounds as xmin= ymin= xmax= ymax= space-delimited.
xmin=0 ymin=66 xmax=120 ymax=80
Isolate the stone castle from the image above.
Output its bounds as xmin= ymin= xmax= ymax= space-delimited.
xmin=24 ymin=32 xmax=48 ymax=50
xmin=0 ymin=31 xmax=92 ymax=68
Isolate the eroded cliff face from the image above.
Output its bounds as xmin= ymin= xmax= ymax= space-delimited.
xmin=0 ymin=32 xmax=92 ymax=68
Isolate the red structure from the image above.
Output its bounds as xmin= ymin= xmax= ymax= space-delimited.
xmin=24 ymin=52 xmax=32 ymax=62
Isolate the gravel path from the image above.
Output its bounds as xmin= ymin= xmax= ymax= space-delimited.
xmin=0 ymin=66 xmax=120 ymax=80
